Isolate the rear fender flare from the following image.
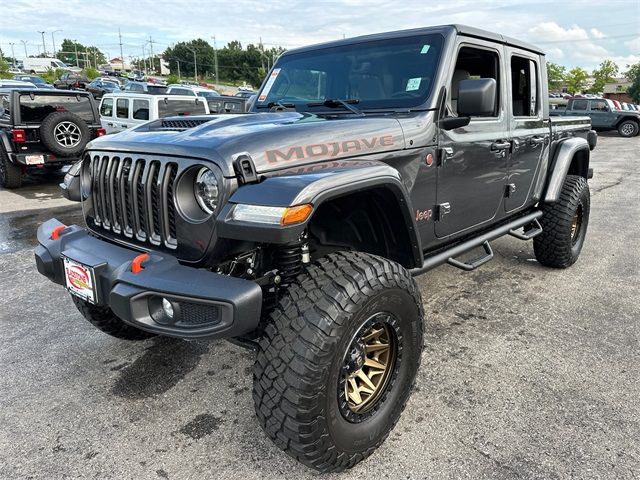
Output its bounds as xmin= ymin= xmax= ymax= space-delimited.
xmin=216 ymin=160 xmax=423 ymax=267
xmin=543 ymin=137 xmax=590 ymax=203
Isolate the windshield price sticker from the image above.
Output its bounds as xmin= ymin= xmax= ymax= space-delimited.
xmin=258 ymin=68 xmax=281 ymax=102
xmin=420 ymin=44 xmax=431 ymax=54
xmin=406 ymin=77 xmax=422 ymax=91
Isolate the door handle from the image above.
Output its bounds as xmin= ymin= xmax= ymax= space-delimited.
xmin=490 ymin=140 xmax=511 ymax=151
xmin=122 ymin=124 xmax=128 ymax=128
xmin=530 ymin=136 xmax=545 ymax=146
xmin=107 ymin=122 xmax=114 ymax=127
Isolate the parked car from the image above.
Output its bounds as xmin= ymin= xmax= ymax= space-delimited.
xmin=22 ymin=57 xmax=68 ymax=74
xmin=0 ymin=80 xmax=37 ymax=89
xmin=127 ymin=70 xmax=145 ymax=82
xmin=234 ymin=90 xmax=255 ymax=99
xmin=206 ymin=95 xmax=247 ymax=113
xmin=53 ymin=72 xmax=89 ymax=90
xmin=39 ymin=24 xmax=597 ymax=473
xmin=86 ymin=79 xmax=121 ymax=99
xmin=122 ymin=81 xmax=168 ymax=94
xmin=551 ymin=97 xmax=639 ymax=137
xmin=8 ymin=67 xmax=23 ymax=74
xmin=12 ymin=75 xmax=55 ymax=89
xmin=166 ymin=85 xmax=220 ymax=98
xmin=98 ymin=92 xmax=209 ymax=134
xmin=0 ymin=87 xmax=104 ymax=188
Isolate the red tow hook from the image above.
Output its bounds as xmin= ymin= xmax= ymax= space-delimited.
xmin=131 ymin=253 xmax=150 ymax=274
xmin=50 ymin=225 xmax=67 ymax=240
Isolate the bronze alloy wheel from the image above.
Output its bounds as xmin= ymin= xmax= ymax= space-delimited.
xmin=571 ymin=205 xmax=583 ymax=245
xmin=338 ymin=313 xmax=400 ymax=422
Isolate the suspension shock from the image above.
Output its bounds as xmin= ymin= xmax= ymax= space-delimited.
xmin=275 ymin=241 xmax=303 ymax=285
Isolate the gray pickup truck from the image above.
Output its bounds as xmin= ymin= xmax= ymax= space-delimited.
xmin=35 ymin=25 xmax=596 ymax=472
xmin=551 ymin=97 xmax=640 ymax=137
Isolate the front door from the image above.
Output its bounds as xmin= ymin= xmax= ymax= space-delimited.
xmin=435 ymin=41 xmax=508 ymax=238
xmin=588 ymin=99 xmax=616 ymax=129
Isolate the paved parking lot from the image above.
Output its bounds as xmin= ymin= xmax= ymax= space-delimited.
xmin=0 ymin=133 xmax=638 ymax=479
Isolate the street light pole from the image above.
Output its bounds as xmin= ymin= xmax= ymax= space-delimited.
xmin=186 ymin=47 xmax=197 ymax=81
xmin=9 ymin=43 xmax=16 ymax=67
xmin=210 ymin=35 xmax=219 ymax=82
xmin=37 ymin=31 xmax=46 ymax=56
xmin=20 ymin=40 xmax=28 ymax=59
xmin=73 ymin=40 xmax=79 ymax=67
xmin=51 ymin=30 xmax=62 ymax=58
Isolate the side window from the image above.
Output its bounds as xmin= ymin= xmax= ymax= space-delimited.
xmin=450 ymin=46 xmax=500 ymax=117
xmin=132 ymin=99 xmax=150 ymax=120
xmin=571 ymin=100 xmax=588 ymax=111
xmin=510 ymin=56 xmax=539 ymax=117
xmin=0 ymin=94 xmax=10 ymax=121
xmin=100 ymin=98 xmax=114 ymax=117
xmin=590 ymin=100 xmax=608 ymax=111
xmin=116 ymin=98 xmax=129 ymax=118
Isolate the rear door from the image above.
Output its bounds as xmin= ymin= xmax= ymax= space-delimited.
xmin=113 ymin=98 xmax=130 ymax=131
xmin=505 ymin=49 xmax=548 ymax=212
xmin=436 ymin=40 xmax=509 ymax=238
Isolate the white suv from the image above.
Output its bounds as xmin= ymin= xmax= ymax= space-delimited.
xmin=166 ymin=85 xmax=220 ymax=99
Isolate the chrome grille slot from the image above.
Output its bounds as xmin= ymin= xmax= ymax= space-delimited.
xmin=88 ymin=155 xmax=177 ymax=250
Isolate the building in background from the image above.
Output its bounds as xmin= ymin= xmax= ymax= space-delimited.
xmin=603 ymin=78 xmax=633 ymax=104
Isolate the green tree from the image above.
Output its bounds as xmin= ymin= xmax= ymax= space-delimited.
xmin=56 ymin=39 xmax=106 ymax=69
xmin=565 ymin=67 xmax=590 ymax=94
xmin=625 ymin=63 xmax=640 ymax=103
xmin=163 ymin=39 xmax=215 ymax=80
xmin=546 ymin=62 xmax=566 ymax=91
xmin=590 ymin=60 xmax=619 ymax=94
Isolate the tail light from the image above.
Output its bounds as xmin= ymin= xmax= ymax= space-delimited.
xmin=11 ymin=129 xmax=26 ymax=142
xmin=96 ymin=128 xmax=106 ymax=137
xmin=74 ymin=80 xmax=80 ymax=88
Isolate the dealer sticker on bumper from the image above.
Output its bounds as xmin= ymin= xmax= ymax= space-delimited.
xmin=63 ymin=257 xmax=97 ymax=304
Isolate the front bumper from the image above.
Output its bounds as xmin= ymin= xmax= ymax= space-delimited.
xmin=34 ymin=219 xmax=263 ymax=339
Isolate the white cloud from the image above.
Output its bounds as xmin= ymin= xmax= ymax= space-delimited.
xmin=624 ymin=37 xmax=640 ymax=53
xmin=590 ymin=28 xmax=605 ymax=39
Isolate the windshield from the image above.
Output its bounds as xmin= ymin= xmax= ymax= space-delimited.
xmin=254 ymin=34 xmax=443 ymax=112
xmin=197 ymin=91 xmax=220 ymax=98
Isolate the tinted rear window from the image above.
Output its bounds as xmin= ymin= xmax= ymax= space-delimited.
xmin=148 ymin=85 xmax=168 ymax=94
xmin=19 ymin=94 xmax=94 ymax=123
xmin=157 ymin=99 xmax=207 ymax=117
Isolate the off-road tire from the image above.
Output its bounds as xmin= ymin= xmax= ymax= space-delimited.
xmin=253 ymin=252 xmax=424 ymax=472
xmin=0 ymin=145 xmax=22 ymax=189
xmin=40 ymin=112 xmax=90 ymax=157
xmin=617 ymin=119 xmax=639 ymax=137
xmin=71 ymin=296 xmax=155 ymax=340
xmin=534 ymin=175 xmax=590 ymax=268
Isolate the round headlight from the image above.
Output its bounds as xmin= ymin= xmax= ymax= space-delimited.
xmin=194 ymin=167 xmax=219 ymax=214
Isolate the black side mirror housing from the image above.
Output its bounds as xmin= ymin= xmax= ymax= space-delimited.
xmin=457 ymin=78 xmax=497 ymax=117
xmin=440 ymin=116 xmax=470 ymax=130
xmin=59 ymin=161 xmax=82 ymax=202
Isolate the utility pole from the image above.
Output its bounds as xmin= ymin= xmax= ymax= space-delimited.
xmin=176 ymin=59 xmax=181 ymax=80
xmin=141 ymin=44 xmax=147 ymax=73
xmin=20 ymin=40 xmax=28 ymax=59
xmin=186 ymin=47 xmax=197 ymax=81
xmin=9 ymin=43 xmax=16 ymax=67
xmin=148 ymin=36 xmax=155 ymax=73
xmin=73 ymin=40 xmax=79 ymax=67
xmin=118 ymin=28 xmax=124 ymax=71
xmin=211 ymin=35 xmax=219 ymax=82
xmin=37 ymin=31 xmax=46 ymax=56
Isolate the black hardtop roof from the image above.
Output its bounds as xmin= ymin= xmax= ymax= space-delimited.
xmin=0 ymin=87 xmax=93 ymax=96
xmin=283 ymin=24 xmax=544 ymax=56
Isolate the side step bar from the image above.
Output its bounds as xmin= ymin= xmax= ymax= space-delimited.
xmin=410 ymin=211 xmax=543 ymax=276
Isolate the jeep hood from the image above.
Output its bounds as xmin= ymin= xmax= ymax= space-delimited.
xmin=87 ymin=112 xmax=407 ymax=177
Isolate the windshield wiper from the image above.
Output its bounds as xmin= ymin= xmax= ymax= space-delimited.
xmin=306 ymin=98 xmax=363 ymax=116
xmin=255 ymin=101 xmax=296 ymax=109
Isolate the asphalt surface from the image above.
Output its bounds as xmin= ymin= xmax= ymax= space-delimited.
xmin=0 ymin=134 xmax=638 ymax=479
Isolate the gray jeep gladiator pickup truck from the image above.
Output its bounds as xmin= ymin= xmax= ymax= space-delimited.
xmin=35 ymin=25 xmax=596 ymax=472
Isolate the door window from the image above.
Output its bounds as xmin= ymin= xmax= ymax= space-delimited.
xmin=116 ymin=98 xmax=129 ymax=118
xmin=571 ymin=100 xmax=588 ymax=111
xmin=132 ymin=99 xmax=150 ymax=120
xmin=510 ymin=56 xmax=539 ymax=116
xmin=450 ymin=46 xmax=500 ymax=117
xmin=100 ymin=98 xmax=114 ymax=117
xmin=590 ymin=100 xmax=608 ymax=111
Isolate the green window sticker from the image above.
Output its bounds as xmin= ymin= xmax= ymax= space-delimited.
xmin=406 ymin=77 xmax=421 ymax=91
xmin=420 ymin=45 xmax=431 ymax=54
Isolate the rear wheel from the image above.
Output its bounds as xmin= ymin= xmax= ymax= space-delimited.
xmin=618 ymin=120 xmax=639 ymax=137
xmin=534 ymin=175 xmax=590 ymax=268
xmin=253 ymin=252 xmax=424 ymax=472
xmin=71 ymin=296 xmax=155 ymax=340
xmin=0 ymin=146 xmax=22 ymax=189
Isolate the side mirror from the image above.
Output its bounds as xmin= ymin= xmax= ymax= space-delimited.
xmin=457 ymin=78 xmax=497 ymax=117
xmin=59 ymin=161 xmax=82 ymax=202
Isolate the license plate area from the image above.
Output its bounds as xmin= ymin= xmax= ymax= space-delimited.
xmin=25 ymin=154 xmax=45 ymax=165
xmin=63 ymin=256 xmax=98 ymax=304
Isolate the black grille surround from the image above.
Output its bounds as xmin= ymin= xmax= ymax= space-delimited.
xmin=82 ymin=151 xmax=221 ymax=262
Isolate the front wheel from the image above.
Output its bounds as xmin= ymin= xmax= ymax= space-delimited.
xmin=253 ymin=252 xmax=424 ymax=472
xmin=534 ymin=175 xmax=590 ymax=268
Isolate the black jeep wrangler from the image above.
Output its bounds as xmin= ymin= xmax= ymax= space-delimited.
xmin=0 ymin=88 xmax=104 ymax=188
xmin=35 ymin=25 xmax=596 ymax=472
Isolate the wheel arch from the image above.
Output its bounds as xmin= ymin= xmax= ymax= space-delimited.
xmin=543 ymin=137 xmax=590 ymax=203
xmin=615 ymin=115 xmax=640 ymax=128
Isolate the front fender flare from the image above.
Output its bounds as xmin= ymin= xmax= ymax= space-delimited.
xmin=543 ymin=137 xmax=590 ymax=203
xmin=216 ymin=160 xmax=422 ymax=266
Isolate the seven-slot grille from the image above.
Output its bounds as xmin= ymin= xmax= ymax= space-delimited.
xmin=88 ymin=154 xmax=178 ymax=249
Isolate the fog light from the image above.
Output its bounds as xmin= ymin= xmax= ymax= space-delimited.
xmin=162 ymin=298 xmax=174 ymax=318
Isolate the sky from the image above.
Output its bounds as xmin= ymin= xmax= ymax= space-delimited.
xmin=1 ymin=0 xmax=638 ymax=73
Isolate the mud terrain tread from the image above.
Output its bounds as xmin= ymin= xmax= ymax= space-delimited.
xmin=253 ymin=251 xmax=423 ymax=472
xmin=0 ymin=145 xmax=22 ymax=189
xmin=534 ymin=175 xmax=589 ymax=268
xmin=71 ymin=296 xmax=155 ymax=340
